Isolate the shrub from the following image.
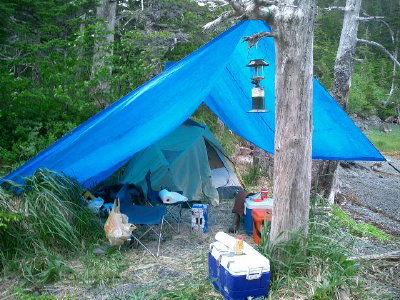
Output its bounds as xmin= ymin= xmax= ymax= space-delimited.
xmin=0 ymin=169 xmax=103 ymax=284
xmin=259 ymin=220 xmax=360 ymax=298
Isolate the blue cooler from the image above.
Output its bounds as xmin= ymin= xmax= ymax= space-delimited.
xmin=244 ymin=197 xmax=273 ymax=235
xmin=208 ymin=240 xmax=270 ymax=300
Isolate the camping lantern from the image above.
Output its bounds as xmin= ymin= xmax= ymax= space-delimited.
xmin=246 ymin=59 xmax=269 ymax=113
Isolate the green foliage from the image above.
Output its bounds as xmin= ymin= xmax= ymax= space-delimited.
xmin=242 ymin=165 xmax=265 ymax=187
xmin=0 ymin=187 xmax=21 ymax=229
xmin=156 ymin=280 xmax=214 ymax=300
xmin=13 ymin=288 xmax=56 ymax=300
xmin=19 ymin=252 xmax=74 ymax=285
xmin=192 ymin=104 xmax=241 ymax=156
xmin=80 ymin=248 xmax=128 ymax=286
xmin=331 ymin=205 xmax=393 ymax=242
xmin=0 ymin=169 xmax=103 ymax=284
xmin=259 ymin=221 xmax=360 ymax=299
xmin=0 ymin=0 xmax=219 ymax=175
xmin=364 ymin=128 xmax=400 ymax=152
xmin=314 ymin=0 xmax=400 ymax=118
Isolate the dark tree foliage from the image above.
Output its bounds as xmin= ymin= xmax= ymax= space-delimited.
xmin=0 ymin=0 xmax=220 ymax=173
xmin=315 ymin=0 xmax=400 ymax=118
xmin=0 ymin=0 xmax=398 ymax=173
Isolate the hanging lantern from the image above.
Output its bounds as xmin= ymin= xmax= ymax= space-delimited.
xmin=246 ymin=59 xmax=269 ymax=113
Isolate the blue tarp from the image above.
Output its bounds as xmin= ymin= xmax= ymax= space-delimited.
xmin=2 ymin=20 xmax=384 ymax=187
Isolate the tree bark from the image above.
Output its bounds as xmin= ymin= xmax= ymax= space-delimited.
xmin=206 ymin=0 xmax=316 ymax=241
xmin=315 ymin=0 xmax=361 ymax=204
xmin=331 ymin=0 xmax=362 ymax=111
xmin=92 ymin=0 xmax=117 ymax=103
xmin=269 ymin=0 xmax=315 ymax=243
xmin=313 ymin=160 xmax=339 ymax=204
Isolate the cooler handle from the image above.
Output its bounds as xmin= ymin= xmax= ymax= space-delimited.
xmin=217 ymin=252 xmax=234 ymax=266
xmin=246 ymin=267 xmax=263 ymax=280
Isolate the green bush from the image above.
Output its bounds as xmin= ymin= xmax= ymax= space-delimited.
xmin=0 ymin=169 xmax=103 ymax=284
xmin=259 ymin=220 xmax=360 ymax=299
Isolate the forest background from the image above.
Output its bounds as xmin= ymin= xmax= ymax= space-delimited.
xmin=0 ymin=0 xmax=399 ymax=175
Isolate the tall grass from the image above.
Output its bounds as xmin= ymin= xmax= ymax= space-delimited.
xmin=259 ymin=218 xmax=361 ymax=298
xmin=0 ymin=169 xmax=103 ymax=284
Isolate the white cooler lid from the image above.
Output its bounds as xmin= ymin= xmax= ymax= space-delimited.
xmin=210 ymin=241 xmax=270 ymax=276
xmin=244 ymin=198 xmax=273 ymax=214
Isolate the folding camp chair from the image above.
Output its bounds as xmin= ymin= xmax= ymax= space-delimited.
xmin=119 ymin=196 xmax=166 ymax=258
xmin=145 ymin=170 xmax=189 ymax=233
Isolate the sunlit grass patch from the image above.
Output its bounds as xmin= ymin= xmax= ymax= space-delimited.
xmin=331 ymin=205 xmax=394 ymax=242
xmin=364 ymin=128 xmax=400 ymax=152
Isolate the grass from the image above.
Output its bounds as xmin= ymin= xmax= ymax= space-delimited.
xmin=258 ymin=218 xmax=362 ymax=299
xmin=364 ymin=127 xmax=400 ymax=152
xmin=79 ymin=248 xmax=129 ymax=286
xmin=0 ymin=169 xmax=103 ymax=285
xmin=330 ymin=205 xmax=394 ymax=242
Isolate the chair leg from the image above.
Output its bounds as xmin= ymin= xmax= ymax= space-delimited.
xmin=129 ymin=234 xmax=157 ymax=259
xmin=157 ymin=218 xmax=164 ymax=257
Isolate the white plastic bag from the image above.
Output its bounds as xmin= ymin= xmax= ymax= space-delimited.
xmin=104 ymin=199 xmax=136 ymax=247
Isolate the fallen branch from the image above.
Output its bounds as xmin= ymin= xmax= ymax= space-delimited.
xmin=358 ymin=16 xmax=384 ymax=21
xmin=324 ymin=6 xmax=346 ymax=12
xmin=255 ymin=0 xmax=278 ymax=6
xmin=357 ymin=38 xmax=400 ymax=68
xmin=313 ymin=206 xmax=332 ymax=215
xmin=243 ymin=31 xmax=276 ymax=48
xmin=349 ymin=251 xmax=400 ymax=262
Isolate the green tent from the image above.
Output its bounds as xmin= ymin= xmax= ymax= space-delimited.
xmin=121 ymin=120 xmax=241 ymax=205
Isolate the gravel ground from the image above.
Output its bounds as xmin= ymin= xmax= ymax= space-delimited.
xmin=339 ymin=154 xmax=400 ymax=236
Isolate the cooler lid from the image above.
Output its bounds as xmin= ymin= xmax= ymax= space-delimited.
xmin=210 ymin=241 xmax=270 ymax=276
xmin=245 ymin=198 xmax=273 ymax=213
xmin=220 ymin=252 xmax=270 ymax=276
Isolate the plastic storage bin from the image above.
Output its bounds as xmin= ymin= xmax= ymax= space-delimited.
xmin=244 ymin=197 xmax=273 ymax=235
xmin=252 ymin=209 xmax=272 ymax=245
xmin=208 ymin=240 xmax=270 ymax=300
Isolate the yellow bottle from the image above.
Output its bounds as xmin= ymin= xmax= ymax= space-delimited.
xmin=234 ymin=235 xmax=244 ymax=255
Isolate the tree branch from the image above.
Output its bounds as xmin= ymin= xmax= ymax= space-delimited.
xmin=243 ymin=31 xmax=276 ymax=48
xmin=357 ymin=38 xmax=400 ymax=68
xmin=360 ymin=10 xmax=394 ymax=42
xmin=203 ymin=10 xmax=242 ymax=31
xmin=324 ymin=6 xmax=346 ymax=12
xmin=254 ymin=0 xmax=278 ymax=6
xmin=357 ymin=16 xmax=385 ymax=21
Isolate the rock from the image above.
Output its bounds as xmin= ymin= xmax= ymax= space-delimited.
xmin=93 ymin=245 xmax=111 ymax=256
xmin=385 ymin=116 xmax=399 ymax=124
xmin=379 ymin=123 xmax=391 ymax=133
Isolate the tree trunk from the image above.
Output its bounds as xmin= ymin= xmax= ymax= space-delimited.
xmin=269 ymin=0 xmax=315 ymax=243
xmin=315 ymin=0 xmax=361 ymax=204
xmin=331 ymin=0 xmax=362 ymax=110
xmin=313 ymin=160 xmax=339 ymax=204
xmin=92 ymin=0 xmax=117 ymax=103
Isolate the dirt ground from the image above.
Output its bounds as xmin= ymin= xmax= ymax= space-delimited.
xmin=0 ymin=199 xmax=243 ymax=299
xmin=1 ymin=154 xmax=399 ymax=299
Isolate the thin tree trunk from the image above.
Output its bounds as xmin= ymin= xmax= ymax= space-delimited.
xmin=331 ymin=0 xmax=362 ymax=110
xmin=270 ymin=0 xmax=315 ymax=243
xmin=92 ymin=0 xmax=117 ymax=103
xmin=315 ymin=0 xmax=361 ymax=204
xmin=387 ymin=33 xmax=398 ymax=100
